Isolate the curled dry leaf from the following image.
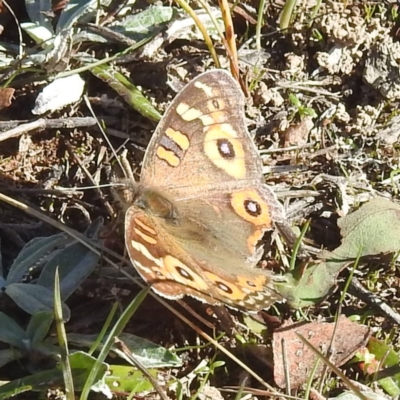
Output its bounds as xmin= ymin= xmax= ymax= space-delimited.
xmin=0 ymin=87 xmax=15 ymax=110
xmin=273 ymin=315 xmax=370 ymax=389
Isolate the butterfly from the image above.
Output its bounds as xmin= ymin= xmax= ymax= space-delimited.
xmin=124 ymin=69 xmax=286 ymax=312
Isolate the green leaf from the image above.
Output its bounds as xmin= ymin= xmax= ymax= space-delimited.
xmin=0 ymin=369 xmax=64 ymax=399
xmin=25 ymin=311 xmax=54 ymax=344
xmin=367 ymin=337 xmax=400 ymax=367
xmin=67 ymin=352 xmax=110 ymax=396
xmin=0 ymin=352 xmax=108 ymax=398
xmin=328 ymin=197 xmax=400 ymax=258
xmin=105 ymin=365 xmax=156 ymax=394
xmin=109 ymin=6 xmax=175 ymax=41
xmin=29 ymin=341 xmax=61 ymax=358
xmin=366 ymin=337 xmax=400 ymax=395
xmin=278 ymin=262 xmax=337 ymax=309
xmin=280 ymin=198 xmax=400 ymax=308
xmin=112 ymin=333 xmax=182 ymax=368
xmin=56 ymin=0 xmax=98 ymax=33
xmin=0 ymin=312 xmax=25 ymax=348
xmin=6 ymin=234 xmax=69 ymax=284
xmin=242 ymin=314 xmax=267 ymax=335
xmin=0 ymin=348 xmax=25 ymax=368
xmin=289 ymin=93 xmax=301 ymax=107
xmin=302 ymin=107 xmax=317 ymax=118
xmin=91 ymin=64 xmax=162 ymax=122
xmin=5 ymin=283 xmax=70 ymax=319
xmin=67 ymin=332 xmax=182 ymax=368
xmin=37 ymin=240 xmax=99 ymax=300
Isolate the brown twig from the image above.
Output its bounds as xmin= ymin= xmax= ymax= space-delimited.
xmin=350 ymin=277 xmax=400 ymax=325
xmin=0 ymin=117 xmax=98 ymax=142
xmin=218 ymin=0 xmax=239 ymax=80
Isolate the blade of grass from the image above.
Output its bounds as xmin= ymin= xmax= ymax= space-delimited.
xmin=280 ymin=0 xmax=298 ymax=31
xmin=54 ymin=268 xmax=74 ymax=400
xmin=57 ymin=34 xmax=160 ymax=79
xmin=303 ymin=345 xmax=323 ymax=400
xmin=309 ymin=0 xmax=323 ymax=26
xmin=79 ymin=286 xmax=150 ymax=400
xmin=311 ymin=248 xmax=365 ymax=392
xmin=255 ymin=0 xmax=266 ymax=50
xmin=289 ymin=219 xmax=310 ymax=271
xmin=195 ymin=0 xmax=242 ymax=88
xmin=88 ymin=302 xmax=118 ymax=356
xmin=173 ymin=0 xmax=220 ymax=68
xmin=196 ymin=0 xmax=226 ymax=48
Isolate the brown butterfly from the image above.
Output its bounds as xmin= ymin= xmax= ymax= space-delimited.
xmin=125 ymin=69 xmax=286 ymax=312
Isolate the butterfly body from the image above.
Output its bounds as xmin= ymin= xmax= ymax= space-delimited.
xmin=125 ymin=70 xmax=285 ymax=312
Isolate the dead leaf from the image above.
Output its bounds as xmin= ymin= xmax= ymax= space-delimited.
xmin=273 ymin=315 xmax=370 ymax=389
xmin=0 ymin=87 xmax=15 ymax=109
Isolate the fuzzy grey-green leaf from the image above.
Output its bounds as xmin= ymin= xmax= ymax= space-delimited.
xmin=5 ymin=283 xmax=70 ymax=319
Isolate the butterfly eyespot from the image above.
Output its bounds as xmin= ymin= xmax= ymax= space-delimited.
xmin=244 ymin=199 xmax=262 ymax=217
xmin=203 ymin=124 xmax=246 ymax=178
xmin=216 ymin=281 xmax=233 ymax=294
xmin=217 ymin=138 xmax=235 ymax=159
xmin=231 ymin=190 xmax=272 ymax=226
xmin=176 ymin=266 xmax=194 ymax=281
xmin=246 ymin=280 xmax=257 ymax=288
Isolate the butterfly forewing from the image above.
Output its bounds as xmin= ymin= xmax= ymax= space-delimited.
xmin=141 ymin=69 xmax=263 ymax=189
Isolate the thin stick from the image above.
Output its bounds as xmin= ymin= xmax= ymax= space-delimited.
xmin=0 ymin=117 xmax=98 ymax=142
xmin=218 ymin=0 xmax=239 ymax=79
